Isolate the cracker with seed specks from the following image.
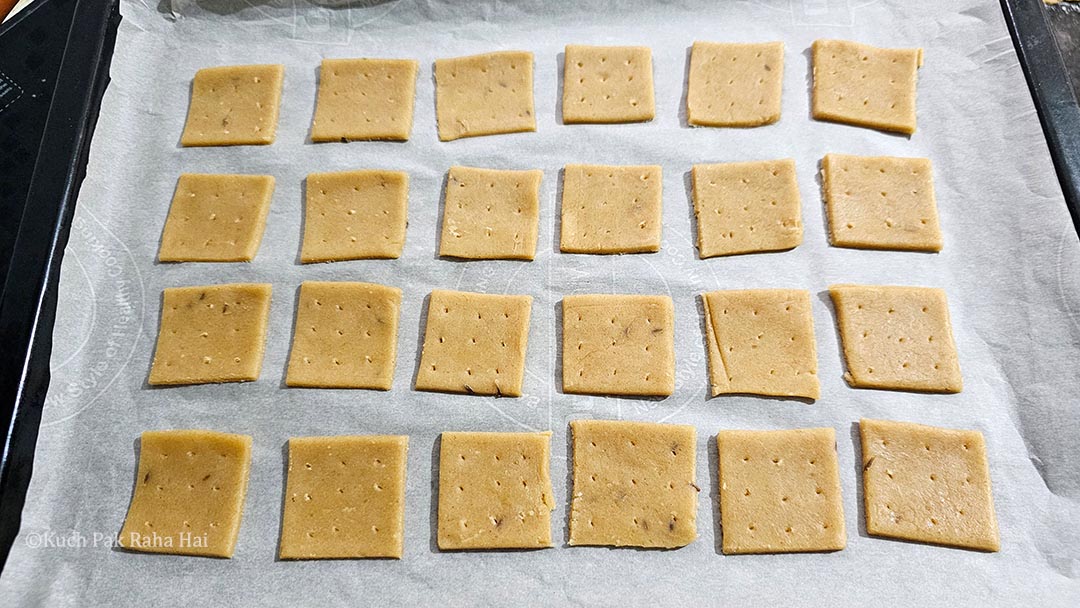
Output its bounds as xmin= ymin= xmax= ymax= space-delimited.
xmin=569 ymin=420 xmax=697 ymax=548
xmin=434 ymin=51 xmax=535 ymax=141
xmin=285 ymin=281 xmax=402 ymax=390
xmin=687 ymin=41 xmax=784 ymax=127
xmin=717 ymin=428 xmax=845 ymax=554
xmin=692 ymin=160 xmax=802 ymax=258
xmin=148 ymin=283 xmax=272 ymax=385
xmin=415 ymin=290 xmax=532 ymax=397
xmin=181 ymin=64 xmax=283 ymax=146
xmin=560 ymin=164 xmax=663 ymax=254
xmin=702 ymin=289 xmax=819 ymax=399
xmin=158 ymin=174 xmax=275 ymax=263
xmin=301 ymin=170 xmax=408 ymax=263
xmin=311 ymin=58 xmax=418 ymax=142
xmin=812 ymin=39 xmax=923 ymax=135
xmin=438 ymin=432 xmax=554 ymax=550
xmin=562 ymin=294 xmax=674 ymax=396
xmin=439 ymin=166 xmax=542 ymax=260
xmin=279 ymin=435 xmax=408 ymax=559
xmin=822 ymin=154 xmax=942 ymax=252
xmin=860 ymin=418 xmax=999 ymax=551
xmin=562 ymin=45 xmax=655 ymax=123
xmin=119 ymin=430 xmax=252 ymax=558
xmin=830 ymin=284 xmax=962 ymax=392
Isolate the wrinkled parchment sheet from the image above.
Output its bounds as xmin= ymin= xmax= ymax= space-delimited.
xmin=1 ymin=0 xmax=1079 ymax=604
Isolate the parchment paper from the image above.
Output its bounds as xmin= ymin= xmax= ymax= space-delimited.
xmin=2 ymin=0 xmax=1079 ymax=605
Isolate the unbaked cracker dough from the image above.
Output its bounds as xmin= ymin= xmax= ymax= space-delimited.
xmin=860 ymin=418 xmax=999 ymax=552
xmin=562 ymin=45 xmax=655 ymax=124
xmin=434 ymin=51 xmax=535 ymax=141
xmin=301 ymin=170 xmax=409 ymax=263
xmin=560 ymin=164 xmax=663 ymax=254
xmin=158 ymin=173 xmax=275 ymax=263
xmin=180 ymin=64 xmax=284 ymax=147
xmin=686 ymin=41 xmax=784 ymax=127
xmin=812 ymin=39 xmax=923 ymax=135
xmin=439 ymin=166 xmax=542 ymax=260
xmin=310 ymin=58 xmax=419 ymax=142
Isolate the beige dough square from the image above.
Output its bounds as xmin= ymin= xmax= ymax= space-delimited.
xmin=180 ymin=64 xmax=284 ymax=147
xmin=860 ymin=418 xmax=999 ymax=551
xmin=822 ymin=154 xmax=942 ymax=252
xmin=560 ymin=164 xmax=663 ymax=254
xmin=311 ymin=58 xmax=419 ymax=142
xmin=691 ymin=159 xmax=803 ymax=258
xmin=562 ymin=45 xmax=655 ymax=123
xmin=812 ymin=39 xmax=923 ymax=135
xmin=148 ymin=283 xmax=272 ymax=385
xmin=438 ymin=432 xmax=554 ymax=550
xmin=416 ymin=290 xmax=532 ymax=397
xmin=301 ymin=170 xmax=409 ymax=263
xmin=569 ymin=419 xmax=698 ymax=548
xmin=702 ymin=289 xmax=819 ymax=399
xmin=158 ymin=174 xmax=275 ymax=263
xmin=279 ymin=435 xmax=408 ymax=559
xmin=717 ymin=428 xmax=846 ymax=554
xmin=687 ymin=41 xmax=784 ymax=127
xmin=829 ymin=284 xmax=962 ymax=393
xmin=285 ymin=281 xmax=402 ymax=390
xmin=434 ymin=51 xmax=535 ymax=141
xmin=119 ymin=430 xmax=252 ymax=558
xmin=439 ymin=166 xmax=542 ymax=260
xmin=562 ymin=294 xmax=674 ymax=396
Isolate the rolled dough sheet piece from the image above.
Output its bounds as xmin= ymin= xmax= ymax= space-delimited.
xmin=822 ymin=154 xmax=943 ymax=252
xmin=811 ymin=39 xmax=923 ymax=135
xmin=859 ymin=418 xmax=999 ymax=551
xmin=415 ymin=289 xmax=532 ymax=397
xmin=562 ymin=45 xmax=655 ymax=124
xmin=434 ymin=51 xmax=535 ymax=141
xmin=301 ymin=170 xmax=409 ymax=263
xmin=279 ymin=435 xmax=408 ymax=559
xmin=119 ymin=430 xmax=252 ymax=558
xmin=691 ymin=159 xmax=802 ymax=258
xmin=829 ymin=284 xmax=962 ymax=393
xmin=717 ymin=428 xmax=846 ymax=554
xmin=569 ymin=419 xmax=698 ymax=548
xmin=439 ymin=166 xmax=542 ymax=260
xmin=686 ymin=41 xmax=784 ymax=127
xmin=148 ymin=283 xmax=272 ymax=385
xmin=310 ymin=58 xmax=419 ymax=142
xmin=437 ymin=431 xmax=554 ymax=550
xmin=285 ymin=281 xmax=402 ymax=390
xmin=560 ymin=164 xmax=663 ymax=254
xmin=702 ymin=289 xmax=819 ymax=399
xmin=180 ymin=64 xmax=284 ymax=146
xmin=561 ymin=294 xmax=674 ymax=396
xmin=158 ymin=173 xmax=275 ymax=263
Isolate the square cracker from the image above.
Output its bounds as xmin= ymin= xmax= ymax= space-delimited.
xmin=717 ymin=428 xmax=846 ymax=554
xmin=415 ymin=290 xmax=532 ymax=397
xmin=301 ymin=170 xmax=409 ymax=263
xmin=860 ymin=418 xmax=999 ymax=551
xmin=439 ymin=166 xmax=542 ymax=260
xmin=702 ymin=289 xmax=819 ymax=399
xmin=285 ymin=281 xmax=402 ymax=390
xmin=562 ymin=45 xmax=655 ymax=124
xmin=148 ymin=283 xmax=272 ymax=385
xmin=560 ymin=164 xmax=663 ymax=254
xmin=569 ymin=419 xmax=698 ymax=548
xmin=119 ymin=430 xmax=252 ymax=558
xmin=811 ymin=39 xmax=923 ymax=135
xmin=691 ymin=159 xmax=803 ymax=258
xmin=562 ymin=294 xmax=674 ymax=396
xmin=438 ymin=432 xmax=554 ymax=550
xmin=434 ymin=51 xmax=535 ymax=141
xmin=311 ymin=58 xmax=419 ymax=142
xmin=181 ymin=64 xmax=284 ymax=147
xmin=158 ymin=173 xmax=275 ymax=263
xmin=279 ymin=435 xmax=408 ymax=559
xmin=822 ymin=154 xmax=942 ymax=252
xmin=687 ymin=41 xmax=784 ymax=127
xmin=829 ymin=284 xmax=962 ymax=393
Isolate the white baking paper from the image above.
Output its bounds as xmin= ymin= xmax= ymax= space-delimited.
xmin=1 ymin=0 xmax=1079 ymax=605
